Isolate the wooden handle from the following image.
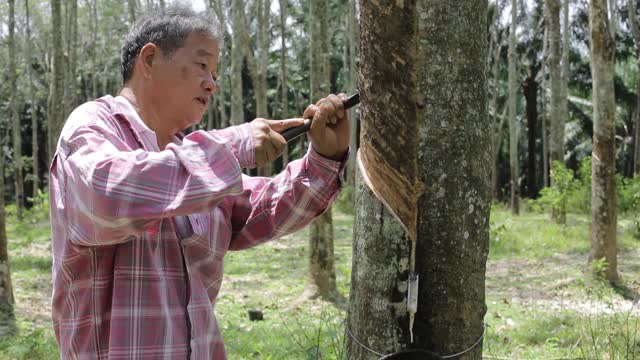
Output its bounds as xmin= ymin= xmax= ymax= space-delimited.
xmin=282 ymin=92 xmax=360 ymax=142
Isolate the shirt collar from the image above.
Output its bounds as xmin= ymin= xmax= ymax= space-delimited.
xmin=113 ymin=95 xmax=162 ymax=152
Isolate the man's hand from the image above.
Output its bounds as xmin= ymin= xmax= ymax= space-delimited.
xmin=303 ymin=93 xmax=350 ymax=161
xmin=250 ymin=118 xmax=305 ymax=167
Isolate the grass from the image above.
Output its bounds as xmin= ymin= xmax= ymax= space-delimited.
xmin=0 ymin=197 xmax=638 ymax=359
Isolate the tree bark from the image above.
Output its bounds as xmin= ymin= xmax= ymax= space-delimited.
xmin=490 ymin=10 xmax=505 ymax=200
xmin=542 ymin=28 xmax=550 ymax=188
xmin=211 ymin=0 xmax=229 ymax=129
xmin=256 ymin=0 xmax=272 ymax=176
xmin=348 ymin=1 xmax=489 ymax=358
xmin=27 ymin=0 xmax=40 ymax=200
xmin=561 ymin=0 xmax=570 ymax=159
xmin=346 ymin=0 xmax=359 ymax=186
xmin=0 ymin=132 xmax=16 ymax=336
xmin=65 ymin=0 xmax=78 ymax=122
xmin=509 ymin=0 xmax=520 ymax=214
xmin=91 ymin=0 xmax=98 ymax=99
xmin=297 ymin=0 xmax=342 ymax=304
xmin=523 ymin=65 xmax=538 ymax=198
xmin=589 ymin=0 xmax=619 ymax=283
xmin=628 ymin=0 xmax=640 ymax=176
xmin=231 ymin=0 xmax=245 ymax=125
xmin=546 ymin=0 xmax=563 ymax=165
xmin=49 ymin=0 xmax=65 ymax=163
xmin=9 ymin=0 xmax=24 ymax=220
xmin=279 ymin=0 xmax=289 ymax=167
xmin=635 ymin=59 xmax=640 ymax=176
xmin=127 ymin=0 xmax=136 ymax=25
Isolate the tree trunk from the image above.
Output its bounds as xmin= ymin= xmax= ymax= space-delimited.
xmin=49 ymin=0 xmax=65 ymax=163
xmin=546 ymin=0 xmax=563 ymax=165
xmin=127 ymin=0 xmax=136 ymax=25
xmin=628 ymin=0 xmax=640 ymax=176
xmin=346 ymin=0 xmax=359 ymax=186
xmin=91 ymin=0 xmax=98 ymax=99
xmin=348 ymin=1 xmax=489 ymax=358
xmin=589 ymin=0 xmax=619 ymax=283
xmin=635 ymin=60 xmax=640 ymax=175
xmin=298 ymin=0 xmax=342 ymax=304
xmin=0 ymin=131 xmax=16 ymax=336
xmin=256 ymin=0 xmax=270 ymax=120
xmin=65 ymin=0 xmax=78 ymax=122
xmin=211 ymin=0 xmax=229 ymax=129
xmin=9 ymin=0 xmax=24 ymax=220
xmin=490 ymin=11 xmax=505 ymax=201
xmin=256 ymin=0 xmax=272 ymax=177
xmin=561 ymin=0 xmax=570 ymax=159
xmin=509 ymin=0 xmax=519 ymax=214
xmin=279 ymin=0 xmax=289 ymax=167
xmin=522 ymin=66 xmax=538 ymax=198
xmin=231 ymin=0 xmax=245 ymax=125
xmin=27 ymin=0 xmax=40 ymax=200
xmin=542 ymin=28 xmax=550 ymax=188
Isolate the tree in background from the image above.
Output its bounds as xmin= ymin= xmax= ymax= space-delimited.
xmin=48 ymin=0 xmax=65 ymax=163
xmin=348 ymin=0 xmax=490 ymax=358
xmin=295 ymin=0 xmax=343 ymax=305
xmin=26 ymin=0 xmax=40 ymax=200
xmin=628 ymin=0 xmax=640 ymax=176
xmin=509 ymin=0 xmax=520 ymax=214
xmin=9 ymin=0 xmax=24 ymax=220
xmin=589 ymin=0 xmax=619 ymax=283
xmin=279 ymin=0 xmax=290 ymax=167
xmin=0 ymin=0 xmax=17 ymax=336
xmin=231 ymin=0 xmax=245 ymax=126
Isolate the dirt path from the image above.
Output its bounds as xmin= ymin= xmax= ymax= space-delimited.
xmin=486 ymin=249 xmax=640 ymax=316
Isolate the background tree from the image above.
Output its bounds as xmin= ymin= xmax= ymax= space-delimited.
xmin=628 ymin=0 xmax=640 ymax=175
xmin=48 ymin=0 xmax=65 ymax=163
xmin=509 ymin=0 xmax=520 ymax=214
xmin=26 ymin=0 xmax=40 ymax=200
xmin=230 ymin=0 xmax=245 ymax=126
xmin=279 ymin=0 xmax=290 ymax=167
xmin=0 ymin=0 xmax=17 ymax=336
xmin=9 ymin=0 xmax=24 ymax=220
xmin=348 ymin=0 xmax=490 ymax=358
xmin=589 ymin=0 xmax=619 ymax=283
xmin=547 ymin=0 xmax=564 ymax=167
xmin=296 ymin=0 xmax=343 ymax=305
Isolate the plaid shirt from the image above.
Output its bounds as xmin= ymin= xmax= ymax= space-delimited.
xmin=50 ymin=95 xmax=345 ymax=359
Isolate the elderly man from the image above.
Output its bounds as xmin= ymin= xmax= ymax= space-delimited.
xmin=49 ymin=4 xmax=348 ymax=359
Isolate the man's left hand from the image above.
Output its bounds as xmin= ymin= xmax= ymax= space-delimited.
xmin=303 ymin=93 xmax=350 ymax=161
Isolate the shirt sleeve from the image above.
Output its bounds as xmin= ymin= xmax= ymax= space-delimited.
xmin=227 ymin=145 xmax=348 ymax=251
xmin=60 ymin=122 xmax=244 ymax=246
xmin=210 ymin=123 xmax=255 ymax=169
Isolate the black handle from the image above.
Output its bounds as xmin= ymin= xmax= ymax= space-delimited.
xmin=282 ymin=92 xmax=360 ymax=142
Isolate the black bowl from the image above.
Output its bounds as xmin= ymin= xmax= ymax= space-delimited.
xmin=379 ymin=349 xmax=442 ymax=360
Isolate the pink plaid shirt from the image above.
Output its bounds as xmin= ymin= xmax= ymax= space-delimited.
xmin=50 ymin=95 xmax=345 ymax=359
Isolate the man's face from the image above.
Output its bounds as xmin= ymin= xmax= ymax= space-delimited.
xmin=149 ymin=32 xmax=219 ymax=132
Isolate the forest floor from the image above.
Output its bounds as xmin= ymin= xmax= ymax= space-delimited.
xmin=0 ymin=201 xmax=638 ymax=359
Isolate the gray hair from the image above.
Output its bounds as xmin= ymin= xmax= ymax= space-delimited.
xmin=121 ymin=3 xmax=223 ymax=83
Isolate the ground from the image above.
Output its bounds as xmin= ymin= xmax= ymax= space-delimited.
xmin=0 ymin=203 xmax=638 ymax=359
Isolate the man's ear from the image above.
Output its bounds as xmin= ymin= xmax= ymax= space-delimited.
xmin=137 ymin=43 xmax=159 ymax=79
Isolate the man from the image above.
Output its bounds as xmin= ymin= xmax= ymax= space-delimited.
xmin=49 ymin=4 xmax=348 ymax=359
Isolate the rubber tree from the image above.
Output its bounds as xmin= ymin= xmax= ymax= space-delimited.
xmin=589 ymin=0 xmax=619 ymax=283
xmin=347 ymin=1 xmax=490 ymax=358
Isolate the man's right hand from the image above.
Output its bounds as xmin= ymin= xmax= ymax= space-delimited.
xmin=250 ymin=118 xmax=305 ymax=167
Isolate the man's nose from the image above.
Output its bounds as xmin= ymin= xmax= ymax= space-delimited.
xmin=203 ymin=73 xmax=217 ymax=95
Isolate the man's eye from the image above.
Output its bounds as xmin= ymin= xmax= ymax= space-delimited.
xmin=198 ymin=63 xmax=207 ymax=69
